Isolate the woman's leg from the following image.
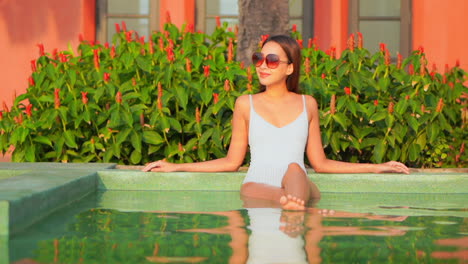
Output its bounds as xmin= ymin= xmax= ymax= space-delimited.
xmin=240 ymin=163 xmax=321 ymax=209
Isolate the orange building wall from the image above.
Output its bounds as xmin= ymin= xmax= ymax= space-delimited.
xmin=0 ymin=0 xmax=95 ymax=161
xmin=412 ymin=0 xmax=468 ymax=72
xmin=314 ymin=0 xmax=349 ymax=54
xmin=159 ymin=0 xmax=195 ymax=30
xmin=0 ymin=0 xmax=95 ymax=108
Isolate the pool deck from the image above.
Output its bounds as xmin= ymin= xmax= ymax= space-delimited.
xmin=0 ymin=162 xmax=467 ymax=237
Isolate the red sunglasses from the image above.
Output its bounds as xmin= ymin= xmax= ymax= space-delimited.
xmin=252 ymin=52 xmax=291 ymax=69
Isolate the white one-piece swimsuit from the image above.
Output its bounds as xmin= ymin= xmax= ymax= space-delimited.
xmin=243 ymin=94 xmax=309 ymax=188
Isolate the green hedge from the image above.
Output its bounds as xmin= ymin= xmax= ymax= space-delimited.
xmin=0 ymin=22 xmax=466 ymax=167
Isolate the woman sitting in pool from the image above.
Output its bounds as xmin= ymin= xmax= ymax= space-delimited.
xmin=142 ymin=35 xmax=410 ymax=210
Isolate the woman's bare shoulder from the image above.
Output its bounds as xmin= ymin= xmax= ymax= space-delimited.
xmin=303 ymin=94 xmax=318 ymax=109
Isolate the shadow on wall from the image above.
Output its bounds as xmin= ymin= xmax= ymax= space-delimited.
xmin=0 ymin=0 xmax=82 ymax=43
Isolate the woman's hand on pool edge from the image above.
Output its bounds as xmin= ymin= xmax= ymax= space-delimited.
xmin=142 ymin=159 xmax=177 ymax=172
xmin=374 ymin=161 xmax=410 ymax=174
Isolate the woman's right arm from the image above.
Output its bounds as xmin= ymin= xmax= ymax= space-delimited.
xmin=142 ymin=95 xmax=250 ymax=172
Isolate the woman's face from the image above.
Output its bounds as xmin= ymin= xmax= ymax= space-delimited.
xmin=255 ymin=41 xmax=293 ymax=88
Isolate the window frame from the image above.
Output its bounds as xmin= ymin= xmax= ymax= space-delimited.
xmin=195 ymin=0 xmax=314 ymax=40
xmin=96 ymin=0 xmax=160 ymax=43
xmin=348 ymin=0 xmax=412 ymax=57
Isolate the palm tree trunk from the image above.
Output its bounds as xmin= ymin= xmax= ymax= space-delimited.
xmin=237 ymin=0 xmax=290 ymax=65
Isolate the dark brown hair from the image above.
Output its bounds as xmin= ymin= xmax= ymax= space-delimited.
xmin=259 ymin=35 xmax=302 ymax=93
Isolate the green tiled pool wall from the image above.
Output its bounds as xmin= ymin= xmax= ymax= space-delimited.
xmin=0 ymin=163 xmax=467 ymax=237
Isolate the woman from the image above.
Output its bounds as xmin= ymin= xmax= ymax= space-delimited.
xmin=142 ymin=35 xmax=410 ymax=210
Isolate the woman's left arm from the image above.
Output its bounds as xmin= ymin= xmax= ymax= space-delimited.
xmin=304 ymin=96 xmax=410 ymax=174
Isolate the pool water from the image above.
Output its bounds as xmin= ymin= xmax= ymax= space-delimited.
xmin=8 ymin=191 xmax=468 ymax=264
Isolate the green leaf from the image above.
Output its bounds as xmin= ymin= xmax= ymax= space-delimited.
xmin=131 ymin=131 xmax=142 ymax=153
xmin=332 ymin=113 xmax=348 ymax=130
xmin=428 ymin=123 xmax=440 ymax=144
xmin=409 ymin=143 xmax=421 ymax=162
xmin=136 ymin=57 xmax=152 ymax=72
xmin=143 ymin=130 xmax=164 ymax=145
xmin=408 ymin=116 xmax=419 ymax=132
xmin=25 ymin=144 xmax=36 ymax=162
xmin=33 ymin=136 xmax=53 ymax=147
xmin=200 ymin=128 xmax=214 ymax=145
xmin=64 ymin=130 xmax=78 ymax=149
xmin=116 ymin=128 xmax=132 ymax=145
xmin=373 ymin=140 xmax=386 ymax=163
xmin=130 ymin=149 xmax=142 ymax=164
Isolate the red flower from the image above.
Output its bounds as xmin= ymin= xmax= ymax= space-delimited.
xmin=116 ymin=91 xmax=122 ymax=104
xmin=26 ymin=104 xmax=33 ymax=117
xmin=157 ymin=82 xmax=163 ymax=110
xmin=54 ymin=88 xmax=61 ymax=109
xmin=0 ymin=111 xmax=3 ymax=120
xmin=166 ymin=11 xmax=171 ymax=24
xmin=418 ymin=46 xmax=424 ymax=55
xmin=103 ymin=72 xmax=111 ymax=82
xmin=104 ymin=42 xmax=110 ymax=49
xmin=228 ymin=38 xmax=234 ymax=62
xmin=203 ymin=65 xmax=210 ymax=78
xmin=185 ymin=58 xmax=192 ymax=72
xmin=296 ymin=39 xmax=303 ymax=49
xmin=52 ymin=49 xmax=58 ymax=60
xmin=93 ymin=49 xmax=100 ymax=69
xmin=15 ymin=113 xmax=23 ymax=124
xmin=195 ymin=107 xmax=201 ymax=123
xmin=261 ymin=34 xmax=269 ymax=44
xmin=110 ymin=46 xmax=116 ymax=59
xmin=321 ymin=73 xmax=326 ymax=79
xmin=37 ymin=43 xmax=45 ymax=56
xmin=2 ymin=101 xmax=9 ymax=113
xmin=304 ymin=57 xmax=311 ymax=75
xmin=139 ymin=36 xmax=145 ymax=45
xmin=28 ymin=76 xmax=35 ymax=86
xmin=31 ymin=60 xmax=37 ymax=72
xmin=59 ymin=53 xmax=68 ymax=63
xmin=408 ymin=64 xmax=414 ymax=75
xmin=224 ymin=79 xmax=230 ymax=92
xmin=436 ymin=98 xmax=444 ymax=112
xmin=149 ymin=40 xmax=154 ymax=54
xmin=213 ymin=93 xmax=219 ymax=104
xmin=292 ymin=24 xmax=297 ymax=32
xmin=344 ymin=87 xmax=351 ymax=95
xmin=347 ymin=34 xmax=355 ymax=52
xmin=125 ymin=31 xmax=132 ymax=43
xmin=140 ymin=113 xmax=145 ymax=126
xmin=132 ymin=78 xmax=137 ymax=86
xmin=357 ymin=32 xmax=363 ymax=49
xmin=166 ymin=46 xmax=175 ymax=62
xmin=374 ymin=100 xmax=379 ymax=106
xmin=388 ymin=102 xmax=394 ymax=114
xmin=81 ymin=92 xmax=88 ymax=105
xmin=247 ymin=67 xmax=253 ymax=84
xmin=115 ymin=23 xmax=121 ymax=33
xmin=379 ymin=43 xmax=386 ymax=53
xmin=456 ymin=59 xmax=460 ymax=67
xmin=330 ymin=95 xmax=336 ymax=115
xmin=121 ymin=21 xmax=127 ymax=32
xmin=405 ymin=95 xmax=410 ymax=100
xmin=215 ymin=16 xmax=221 ymax=28
xmin=185 ymin=23 xmax=195 ymax=33
xmin=385 ymin=49 xmax=391 ymax=66
xmin=397 ymin=53 xmax=403 ymax=69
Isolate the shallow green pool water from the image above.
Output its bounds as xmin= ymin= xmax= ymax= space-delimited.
xmin=8 ymin=191 xmax=468 ymax=264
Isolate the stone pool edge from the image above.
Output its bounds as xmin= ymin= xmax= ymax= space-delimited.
xmin=0 ymin=162 xmax=467 ymax=236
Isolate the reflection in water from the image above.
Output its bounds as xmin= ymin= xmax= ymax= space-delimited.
xmin=10 ymin=205 xmax=467 ymax=263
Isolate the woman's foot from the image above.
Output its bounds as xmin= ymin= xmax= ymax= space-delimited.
xmin=279 ymin=210 xmax=306 ymax=237
xmin=280 ymin=194 xmax=305 ymax=210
